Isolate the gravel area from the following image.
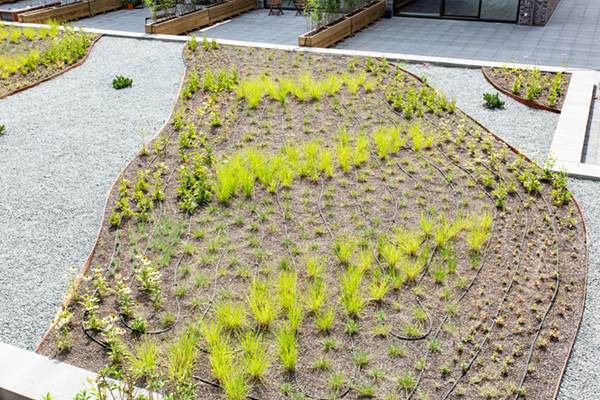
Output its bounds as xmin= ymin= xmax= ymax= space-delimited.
xmin=402 ymin=62 xmax=598 ymax=399
xmin=0 ymin=36 xmax=184 ymax=350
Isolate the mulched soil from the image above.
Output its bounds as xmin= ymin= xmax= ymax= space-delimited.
xmin=0 ymin=26 xmax=95 ymax=98
xmin=483 ymin=66 xmax=571 ymax=111
xmin=39 ymin=45 xmax=586 ymax=400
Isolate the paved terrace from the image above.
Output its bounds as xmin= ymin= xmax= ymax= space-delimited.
xmin=31 ymin=0 xmax=597 ymax=70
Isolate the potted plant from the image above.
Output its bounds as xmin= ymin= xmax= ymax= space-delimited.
xmin=123 ymin=0 xmax=135 ymax=10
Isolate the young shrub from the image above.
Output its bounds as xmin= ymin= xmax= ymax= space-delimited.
xmin=409 ymin=122 xmax=424 ymax=151
xmin=334 ymin=236 xmax=357 ymax=265
xmin=483 ymin=92 xmax=505 ymax=108
xmin=335 ymin=141 xmax=352 ymax=173
xmin=303 ymin=251 xmax=326 ymax=278
xmin=319 ymin=148 xmax=335 ymax=177
xmin=113 ymin=76 xmax=133 ymax=90
xmin=373 ymin=125 xmax=392 ymax=159
xmin=239 ymin=330 xmax=272 ymax=382
xmin=302 ymin=278 xmax=328 ymax=314
xmin=353 ymin=134 xmax=370 ymax=166
xmin=338 ymin=264 xmax=367 ymax=317
xmin=275 ymin=325 xmax=298 ymax=370
xmin=214 ymin=159 xmax=240 ymax=203
xmin=215 ymin=300 xmax=247 ymax=331
xmin=246 ymin=277 xmax=279 ymax=329
xmin=222 ymin=365 xmax=251 ymax=400
xmin=315 ymin=306 xmax=337 ymax=332
xmin=164 ymin=330 xmax=200 ymax=386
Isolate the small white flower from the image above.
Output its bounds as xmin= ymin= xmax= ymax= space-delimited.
xmin=83 ymin=274 xmax=92 ymax=282
xmin=135 ymin=253 xmax=142 ymax=259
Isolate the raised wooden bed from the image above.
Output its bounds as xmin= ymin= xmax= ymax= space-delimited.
xmin=299 ymin=17 xmax=351 ymax=48
xmin=208 ymin=0 xmax=254 ymax=22
xmin=299 ymin=1 xmax=383 ymax=48
xmin=18 ymin=1 xmax=91 ymax=23
xmin=89 ymin=0 xmax=123 ymax=15
xmin=145 ymin=8 xmax=209 ymax=34
xmin=350 ymin=0 xmax=384 ymax=34
xmin=144 ymin=0 xmax=255 ymax=35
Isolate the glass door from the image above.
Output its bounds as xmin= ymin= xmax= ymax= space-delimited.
xmin=396 ymin=0 xmax=441 ymax=17
xmin=442 ymin=0 xmax=479 ymax=18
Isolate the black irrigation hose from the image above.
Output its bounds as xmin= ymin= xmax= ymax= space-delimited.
xmin=83 ymin=138 xmax=189 ymax=346
xmin=513 ymin=190 xmax=560 ymax=399
xmin=296 ymin=175 xmax=357 ymax=400
xmin=337 ymin=89 xmax=435 ymax=342
xmin=369 ymin=78 xmax=536 ymax=398
xmin=384 ymin=92 xmax=535 ymax=399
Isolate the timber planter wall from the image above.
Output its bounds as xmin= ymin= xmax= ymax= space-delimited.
xmin=299 ymin=17 xmax=351 ymax=48
xmin=298 ymin=1 xmax=384 ymax=48
xmin=145 ymin=8 xmax=209 ymax=34
xmin=19 ymin=1 xmax=91 ymax=23
xmin=145 ymin=0 xmax=255 ymax=35
xmin=90 ymin=0 xmax=124 ymax=15
xmin=350 ymin=0 xmax=384 ymax=34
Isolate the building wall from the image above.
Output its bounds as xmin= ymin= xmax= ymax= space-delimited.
xmin=518 ymin=0 xmax=562 ymax=25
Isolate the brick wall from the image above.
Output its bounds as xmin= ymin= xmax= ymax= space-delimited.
xmin=518 ymin=0 xmax=562 ymax=26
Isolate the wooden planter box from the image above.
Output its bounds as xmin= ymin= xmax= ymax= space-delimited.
xmin=350 ymin=0 xmax=384 ymax=34
xmin=89 ymin=0 xmax=123 ymax=15
xmin=18 ymin=1 xmax=91 ymax=23
xmin=299 ymin=1 xmax=383 ymax=48
xmin=144 ymin=0 xmax=255 ymax=35
xmin=208 ymin=0 xmax=254 ymax=22
xmin=299 ymin=17 xmax=351 ymax=48
xmin=145 ymin=8 xmax=209 ymax=34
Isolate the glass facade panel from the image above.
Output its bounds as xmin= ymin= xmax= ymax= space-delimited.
xmin=396 ymin=0 xmax=441 ymax=17
xmin=480 ymin=0 xmax=518 ymax=21
xmin=444 ymin=0 xmax=479 ymax=17
xmin=396 ymin=0 xmax=518 ymax=22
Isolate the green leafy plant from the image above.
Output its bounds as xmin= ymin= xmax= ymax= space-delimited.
xmin=483 ymin=92 xmax=505 ymax=108
xmin=113 ymin=75 xmax=133 ymax=90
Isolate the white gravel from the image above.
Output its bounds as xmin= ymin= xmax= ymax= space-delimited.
xmin=402 ymin=62 xmax=599 ymax=399
xmin=0 ymin=36 xmax=184 ymax=350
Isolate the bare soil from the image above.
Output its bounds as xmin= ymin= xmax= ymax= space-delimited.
xmin=39 ymin=45 xmax=586 ymax=400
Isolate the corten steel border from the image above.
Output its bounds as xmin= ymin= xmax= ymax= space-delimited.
xmin=34 ymin=52 xmax=189 ymax=354
xmin=395 ymin=60 xmax=588 ymax=400
xmin=0 ymin=34 xmax=103 ymax=101
xmin=482 ymin=66 xmax=563 ymax=114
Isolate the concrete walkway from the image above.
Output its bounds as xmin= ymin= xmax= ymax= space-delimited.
xmin=337 ymin=0 xmax=600 ymax=69
xmin=33 ymin=0 xmax=597 ymax=70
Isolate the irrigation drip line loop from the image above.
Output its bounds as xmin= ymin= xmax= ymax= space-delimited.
xmin=339 ymin=87 xmax=436 ymax=342
xmin=369 ymin=71 xmax=537 ymax=398
xmin=514 ymin=189 xmax=561 ymax=399
xmin=293 ymin=175 xmax=357 ymax=400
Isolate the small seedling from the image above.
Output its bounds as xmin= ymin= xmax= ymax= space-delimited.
xmin=483 ymin=92 xmax=505 ymax=108
xmin=113 ymin=76 xmax=133 ymax=90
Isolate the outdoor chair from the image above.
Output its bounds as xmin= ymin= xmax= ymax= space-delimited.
xmin=268 ymin=0 xmax=283 ymax=16
xmin=294 ymin=0 xmax=307 ymax=16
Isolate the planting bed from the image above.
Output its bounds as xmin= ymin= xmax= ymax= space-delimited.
xmin=482 ymin=66 xmax=570 ymax=113
xmin=0 ymin=24 xmax=97 ymax=98
xmin=40 ymin=44 xmax=586 ymax=400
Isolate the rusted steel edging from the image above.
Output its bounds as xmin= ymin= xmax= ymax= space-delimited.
xmin=481 ymin=66 xmax=562 ymax=114
xmin=34 ymin=58 xmax=189 ymax=354
xmin=0 ymin=34 xmax=103 ymax=101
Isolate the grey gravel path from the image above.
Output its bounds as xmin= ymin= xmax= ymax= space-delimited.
xmin=0 ymin=36 xmax=184 ymax=350
xmin=402 ymin=62 xmax=599 ymax=399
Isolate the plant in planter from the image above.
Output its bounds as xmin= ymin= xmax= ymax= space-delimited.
xmin=123 ymin=0 xmax=135 ymax=9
